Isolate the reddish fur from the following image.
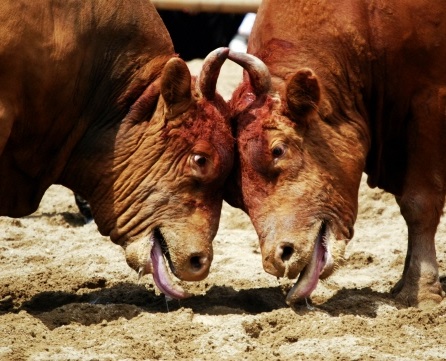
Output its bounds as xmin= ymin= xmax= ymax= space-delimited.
xmin=0 ymin=0 xmax=234 ymax=284
xmin=227 ymin=0 xmax=446 ymax=306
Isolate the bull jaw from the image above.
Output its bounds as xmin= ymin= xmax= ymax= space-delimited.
xmin=285 ymin=223 xmax=333 ymax=305
xmin=149 ymin=238 xmax=191 ymax=299
xmin=135 ymin=230 xmax=191 ymax=300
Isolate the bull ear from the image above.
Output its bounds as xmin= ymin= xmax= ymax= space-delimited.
xmin=161 ymin=57 xmax=193 ymax=119
xmin=286 ymin=68 xmax=320 ymax=119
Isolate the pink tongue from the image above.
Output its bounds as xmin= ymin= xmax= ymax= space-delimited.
xmin=150 ymin=240 xmax=191 ymax=299
xmin=286 ymin=239 xmax=325 ymax=305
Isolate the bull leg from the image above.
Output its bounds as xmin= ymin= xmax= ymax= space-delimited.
xmin=391 ymin=92 xmax=446 ymax=307
xmin=392 ymin=195 xmax=411 ymax=287
xmin=392 ymin=189 xmax=444 ymax=307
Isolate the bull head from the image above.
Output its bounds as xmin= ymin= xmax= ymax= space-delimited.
xmin=88 ymin=48 xmax=234 ymax=299
xmin=226 ymin=51 xmax=367 ymax=305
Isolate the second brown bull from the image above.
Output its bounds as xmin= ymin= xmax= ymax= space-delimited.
xmin=225 ymin=0 xmax=446 ymax=307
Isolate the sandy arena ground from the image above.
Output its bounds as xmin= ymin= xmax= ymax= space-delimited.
xmin=1 ymin=60 xmax=445 ymax=361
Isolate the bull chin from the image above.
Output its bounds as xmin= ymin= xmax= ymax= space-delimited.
xmin=149 ymin=236 xmax=191 ymax=299
xmin=285 ymin=222 xmax=334 ymax=305
xmin=124 ymin=231 xmax=191 ymax=300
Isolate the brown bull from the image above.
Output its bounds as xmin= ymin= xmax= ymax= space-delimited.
xmin=0 ymin=0 xmax=234 ymax=299
xmin=226 ymin=0 xmax=446 ymax=307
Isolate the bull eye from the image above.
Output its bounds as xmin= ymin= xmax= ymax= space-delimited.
xmin=193 ymin=154 xmax=207 ymax=167
xmin=271 ymin=144 xmax=286 ymax=158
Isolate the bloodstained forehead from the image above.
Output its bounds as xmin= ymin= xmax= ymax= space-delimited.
xmin=236 ymin=92 xmax=297 ymax=143
xmin=163 ymin=96 xmax=231 ymax=142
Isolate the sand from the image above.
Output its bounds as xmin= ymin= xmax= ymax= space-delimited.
xmin=1 ymin=60 xmax=445 ymax=361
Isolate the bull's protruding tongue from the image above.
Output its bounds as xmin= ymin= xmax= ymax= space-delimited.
xmin=286 ymin=232 xmax=326 ymax=305
xmin=150 ymin=239 xmax=191 ymax=299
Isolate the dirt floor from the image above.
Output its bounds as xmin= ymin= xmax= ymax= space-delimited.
xmin=1 ymin=60 xmax=446 ymax=361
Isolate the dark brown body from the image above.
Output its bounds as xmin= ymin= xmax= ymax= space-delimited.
xmin=227 ymin=0 xmax=446 ymax=306
xmin=0 ymin=0 xmax=234 ymax=298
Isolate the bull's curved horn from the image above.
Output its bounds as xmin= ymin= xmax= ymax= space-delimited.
xmin=227 ymin=50 xmax=272 ymax=96
xmin=197 ymin=47 xmax=230 ymax=99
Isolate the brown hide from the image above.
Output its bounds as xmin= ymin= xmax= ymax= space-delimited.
xmin=227 ymin=0 xmax=446 ymax=307
xmin=0 ymin=0 xmax=234 ymax=299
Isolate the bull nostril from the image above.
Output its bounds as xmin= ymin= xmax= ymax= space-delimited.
xmin=281 ymin=245 xmax=294 ymax=262
xmin=174 ymin=253 xmax=211 ymax=282
xmin=190 ymin=255 xmax=203 ymax=271
xmin=266 ymin=243 xmax=297 ymax=278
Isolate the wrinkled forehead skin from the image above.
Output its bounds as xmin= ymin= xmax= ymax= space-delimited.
xmin=157 ymin=97 xmax=234 ymax=236
xmin=233 ymin=94 xmax=304 ymax=218
xmin=107 ymin=94 xmax=234 ymax=247
xmin=166 ymin=96 xmax=234 ymax=183
xmin=230 ymin=92 xmax=298 ymax=202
